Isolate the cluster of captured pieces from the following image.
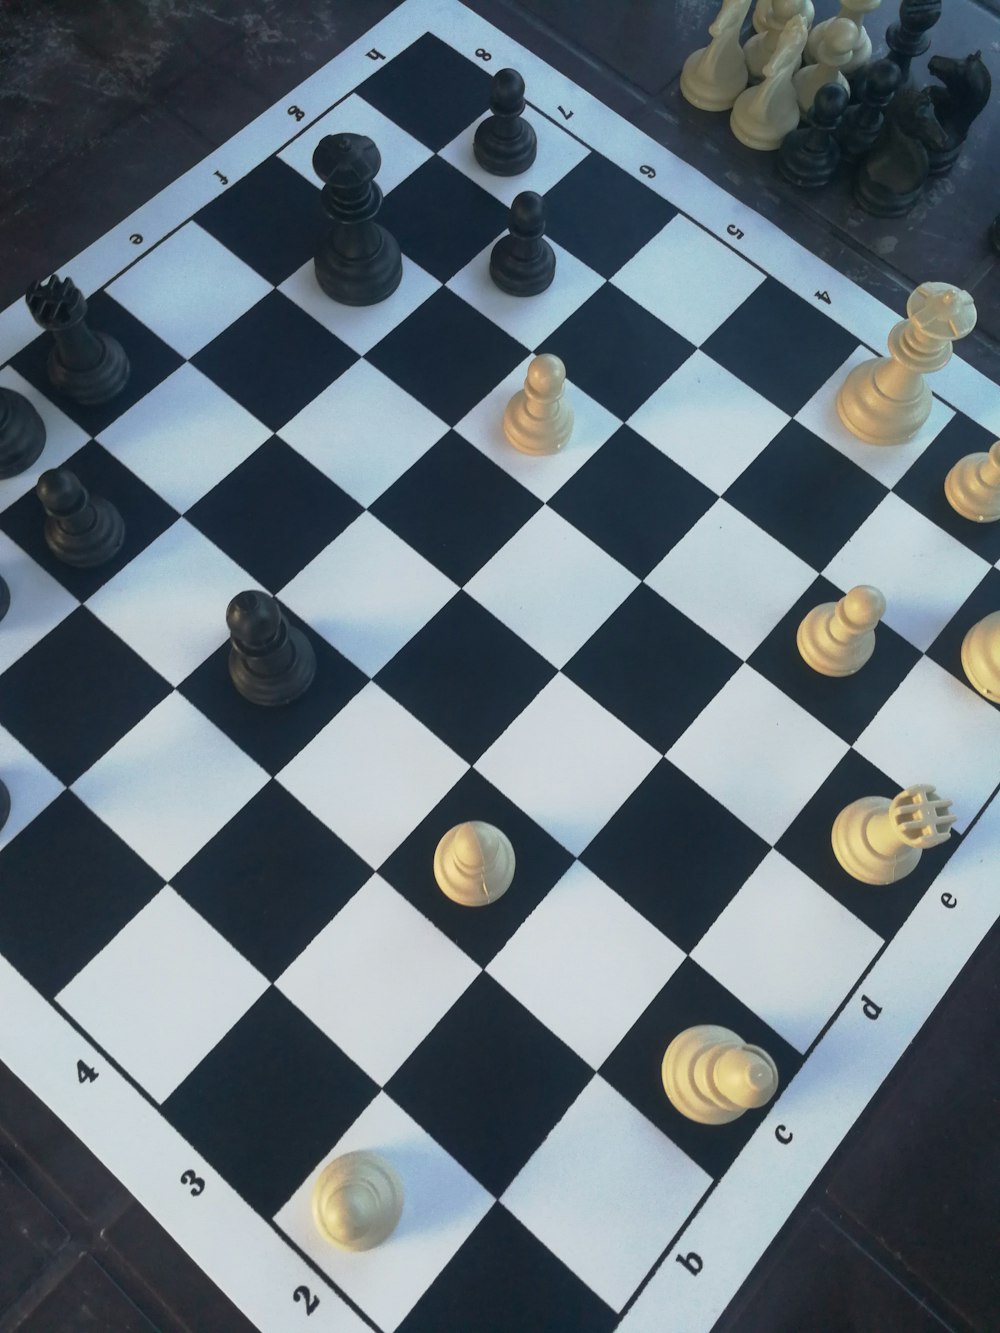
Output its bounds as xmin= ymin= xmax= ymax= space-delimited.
xmin=682 ymin=0 xmax=992 ymax=222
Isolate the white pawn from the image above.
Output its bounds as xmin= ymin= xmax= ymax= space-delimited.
xmin=832 ymin=785 xmax=956 ymax=885
xmin=805 ymin=0 xmax=880 ymax=74
xmin=944 ymin=440 xmax=1000 ymax=523
xmin=961 ymin=610 xmax=1000 ymax=703
xmin=503 ymin=354 xmax=573 ymax=455
xmin=753 ymin=0 xmax=814 ymax=35
xmin=434 ymin=820 xmax=515 ymax=907
xmin=745 ymin=0 xmax=812 ymax=83
xmin=681 ymin=0 xmax=753 ymax=112
xmin=662 ymin=1024 xmax=779 ymax=1125
xmin=797 ymin=584 xmax=885 ymax=676
xmin=793 ymin=16 xmax=857 ymax=112
xmin=312 ymin=1151 xmax=403 ymax=1251
xmin=731 ymin=12 xmax=809 ymax=150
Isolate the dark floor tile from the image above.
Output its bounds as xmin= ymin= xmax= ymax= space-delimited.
xmin=16 ymin=1253 xmax=159 ymax=1332
xmin=0 ymin=1159 xmax=68 ymax=1312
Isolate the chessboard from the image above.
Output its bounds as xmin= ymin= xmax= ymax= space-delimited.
xmin=1 ymin=2 xmax=999 ymax=1331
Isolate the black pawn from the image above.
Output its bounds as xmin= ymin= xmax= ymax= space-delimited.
xmin=0 ymin=777 xmax=9 ymax=834
xmin=840 ymin=59 xmax=902 ymax=164
xmin=886 ymin=0 xmax=942 ymax=85
xmin=0 ymin=387 xmax=46 ymax=478
xmin=313 ymin=133 xmax=402 ymax=307
xmin=26 ymin=276 xmax=129 ymax=405
xmin=36 ymin=468 xmax=125 ymax=568
xmin=778 ymin=83 xmax=849 ymax=188
xmin=227 ymin=590 xmax=316 ymax=707
xmin=489 ymin=191 xmax=555 ymax=297
xmin=474 ymin=68 xmax=537 ymax=176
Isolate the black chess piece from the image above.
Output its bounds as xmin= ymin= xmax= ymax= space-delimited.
xmin=989 ymin=211 xmax=1000 ymax=256
xmin=227 ymin=590 xmax=316 ymax=706
xmin=25 ymin=276 xmax=130 ymax=405
xmin=885 ymin=0 xmax=942 ymax=85
xmin=313 ymin=133 xmax=402 ymax=306
xmin=854 ymin=85 xmax=948 ymax=216
xmin=0 ymin=776 xmax=9 ymax=833
xmin=924 ymin=51 xmax=991 ymax=175
xmin=778 ymin=83 xmax=849 ymax=188
xmin=839 ymin=59 xmax=902 ymax=164
xmin=0 ymin=387 xmax=46 ymax=478
xmin=473 ymin=68 xmax=537 ymax=176
xmin=0 ymin=574 xmax=9 ymax=623
xmin=489 ymin=191 xmax=555 ymax=297
xmin=36 ymin=468 xmax=125 ymax=568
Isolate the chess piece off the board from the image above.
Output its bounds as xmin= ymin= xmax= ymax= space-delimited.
xmin=838 ymin=58 xmax=902 ymax=163
xmin=805 ymin=0 xmax=880 ymax=74
xmin=474 ymin=68 xmax=537 ymax=175
xmin=680 ymin=0 xmax=753 ymax=111
xmin=832 ymin=784 xmax=956 ymax=884
xmin=944 ymin=440 xmax=1000 ymax=523
xmin=925 ymin=51 xmax=992 ymax=176
xmin=227 ymin=590 xmax=316 ymax=706
xmin=744 ymin=0 xmax=811 ymax=83
xmin=434 ymin=821 xmax=515 ymax=906
xmin=752 ymin=0 xmax=815 ymax=36
xmin=731 ymin=13 xmax=809 ymax=150
xmin=854 ymin=86 xmax=947 ymax=217
xmin=777 ymin=82 xmax=849 ymax=188
xmin=0 ymin=386 xmax=45 ymax=478
xmin=793 ymin=16 xmax=857 ymax=113
xmin=961 ymin=611 xmax=1000 ymax=703
xmin=885 ymin=0 xmax=942 ymax=86
xmin=837 ymin=283 xmax=976 ymax=444
xmin=489 ymin=191 xmax=555 ymax=297
xmin=662 ymin=1025 xmax=779 ymax=1124
xmin=313 ymin=133 xmax=402 ymax=306
xmin=797 ymin=584 xmax=885 ymax=676
xmin=503 ymin=354 xmax=573 ymax=455
xmin=26 ymin=275 xmax=130 ymax=405
xmin=312 ymin=1151 xmax=403 ymax=1251
xmin=37 ymin=468 xmax=125 ymax=568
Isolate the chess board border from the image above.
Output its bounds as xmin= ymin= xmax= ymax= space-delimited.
xmin=0 ymin=3 xmax=999 ymax=1331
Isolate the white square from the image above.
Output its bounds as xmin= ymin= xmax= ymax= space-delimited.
xmin=448 ymin=238 xmax=602 ymax=348
xmin=488 ymin=862 xmax=683 ymax=1067
xmin=824 ymin=493 xmax=991 ymax=652
xmin=278 ymin=683 xmax=467 ymax=867
xmin=0 ymin=367 xmax=88 ymax=512
xmin=691 ymin=851 xmax=883 ymax=1052
xmin=477 ymin=675 xmax=658 ymax=856
xmin=646 ymin=500 xmax=815 ymax=660
xmin=629 ymin=350 xmax=789 ymax=495
xmin=438 ymin=110 xmax=589 ymax=207
xmin=612 ymin=215 xmax=765 ymax=346
xmin=502 ymin=1076 xmax=711 ymax=1311
xmin=280 ymin=359 xmax=447 ymax=507
xmin=72 ymin=693 xmax=268 ymax=880
xmin=0 ymin=723 xmax=62 ymax=853
xmin=456 ymin=357 xmax=620 ymax=502
xmin=0 ymin=531 xmax=77 ymax=675
xmin=87 ymin=520 xmax=252 ymax=685
xmin=280 ymin=513 xmax=456 ymax=677
xmin=278 ymin=876 xmax=478 ymax=1084
xmin=279 ymin=94 xmax=432 ymax=195
xmin=280 ymin=255 xmax=439 ymax=357
xmin=98 ymin=364 xmax=272 ymax=512
xmin=856 ymin=656 xmax=1000 ymax=835
xmin=275 ymin=1092 xmax=491 ymax=1332
xmin=58 ymin=887 xmax=268 ymax=1102
xmin=667 ymin=665 xmax=848 ymax=844
xmin=466 ymin=507 xmax=638 ymax=667
xmin=107 ymin=223 xmax=271 ymax=356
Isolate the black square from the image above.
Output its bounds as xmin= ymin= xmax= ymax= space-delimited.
xmin=381 ymin=156 xmax=508 ymax=283
xmin=566 ymin=585 xmax=740 ymax=753
xmin=725 ymin=421 xmax=887 ymax=570
xmin=377 ymin=593 xmax=555 ymax=762
xmin=387 ymin=974 xmax=590 ymax=1195
xmin=185 ymin=436 xmax=361 ymax=589
xmin=172 ymin=783 xmax=371 ymax=980
xmin=194 ymin=156 xmax=324 ymax=286
xmin=545 ymin=153 xmax=676 ymax=278
xmin=894 ymin=412 xmax=1000 ymax=565
xmin=549 ymin=426 xmax=715 ymax=577
xmin=358 ymin=33 xmax=493 ymax=150
xmin=927 ymin=565 xmax=1000 ymax=700
xmin=545 ymin=284 xmax=694 ymax=420
xmin=582 ymin=760 xmax=768 ymax=951
xmin=0 ymin=609 xmax=170 ymax=787
xmin=191 ymin=291 xmax=357 ymax=432
xmin=701 ymin=279 xmax=859 ymax=416
xmin=163 ymin=988 xmax=377 ymax=1218
xmin=0 ymin=793 xmax=162 ymax=998
xmin=0 ymin=440 xmax=179 ymax=602
xmin=370 ymin=431 xmax=539 ymax=583
xmin=368 ymin=288 xmax=526 ymax=426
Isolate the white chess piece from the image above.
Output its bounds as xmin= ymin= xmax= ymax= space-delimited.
xmin=312 ymin=1151 xmax=403 ymax=1251
xmin=434 ymin=821 xmax=515 ymax=906
xmin=837 ymin=283 xmax=978 ymax=445
xmin=503 ymin=353 xmax=573 ymax=455
xmin=793 ymin=15 xmax=857 ymax=112
xmin=961 ymin=610 xmax=1000 ymax=702
xmin=752 ymin=0 xmax=815 ymax=35
xmin=681 ymin=0 xmax=753 ymax=111
xmin=731 ymin=13 xmax=809 ymax=149
xmin=805 ymin=0 xmax=880 ymax=74
xmin=745 ymin=0 xmax=812 ymax=82
xmin=944 ymin=440 xmax=1000 ymax=522
xmin=797 ymin=584 xmax=885 ymax=676
xmin=662 ymin=1024 xmax=779 ymax=1124
xmin=832 ymin=785 xmax=956 ymax=884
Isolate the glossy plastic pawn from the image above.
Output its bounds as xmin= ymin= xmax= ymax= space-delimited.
xmin=839 ymin=60 xmax=902 ymax=164
xmin=503 ymin=354 xmax=573 ymax=455
xmin=489 ymin=191 xmax=555 ymax=297
xmin=37 ymin=468 xmax=125 ymax=568
xmin=474 ymin=68 xmax=537 ymax=175
xmin=227 ymin=590 xmax=316 ymax=706
xmin=778 ymin=83 xmax=849 ymax=188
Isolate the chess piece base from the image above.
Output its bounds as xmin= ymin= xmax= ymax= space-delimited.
xmin=0 ymin=574 xmax=8 ymax=623
xmin=314 ymin=227 xmax=403 ymax=306
xmin=47 ymin=332 xmax=130 ymax=405
xmin=312 ymin=1151 xmax=403 ymax=1251
xmin=832 ymin=795 xmax=921 ymax=884
xmin=961 ymin=611 xmax=1000 ymax=703
xmin=0 ymin=389 xmax=46 ymax=479
xmin=434 ymin=821 xmax=515 ymax=906
xmin=489 ymin=235 xmax=555 ymax=297
xmin=503 ymin=393 xmax=573 ymax=454
xmin=473 ymin=118 xmax=537 ymax=175
xmin=943 ymin=453 xmax=1000 ymax=522
xmin=662 ymin=1025 xmax=778 ymax=1124
xmin=836 ymin=358 xmax=930 ymax=444
xmin=44 ymin=497 xmax=125 ymax=568
xmin=796 ymin=602 xmax=875 ymax=676
xmin=0 ymin=776 xmax=9 ymax=833
xmin=229 ymin=625 xmax=316 ymax=706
